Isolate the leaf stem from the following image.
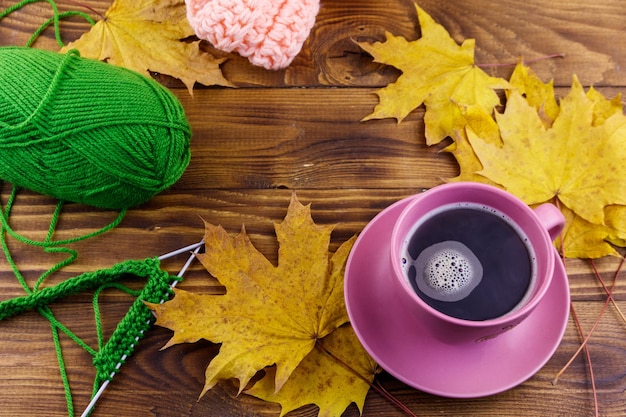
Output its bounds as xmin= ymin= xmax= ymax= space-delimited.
xmin=65 ymin=0 xmax=104 ymax=20
xmin=315 ymin=339 xmax=419 ymax=417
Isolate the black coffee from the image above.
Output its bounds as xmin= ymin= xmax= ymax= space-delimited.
xmin=401 ymin=203 xmax=535 ymax=321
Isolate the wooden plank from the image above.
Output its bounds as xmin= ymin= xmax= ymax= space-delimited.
xmin=172 ymin=88 xmax=457 ymax=191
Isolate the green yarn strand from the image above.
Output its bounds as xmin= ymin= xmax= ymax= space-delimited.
xmin=0 ymin=195 xmax=126 ymax=249
xmin=50 ymin=316 xmax=75 ymax=417
xmin=0 ymin=0 xmax=63 ymax=46
xmin=0 ymin=259 xmax=165 ymax=320
xmin=0 ymin=0 xmax=96 ymax=48
xmin=93 ymin=283 xmax=143 ymax=351
xmin=26 ymin=10 xmax=96 ymax=48
xmin=0 ymin=184 xmax=126 ymax=249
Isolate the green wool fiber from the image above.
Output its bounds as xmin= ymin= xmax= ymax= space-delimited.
xmin=0 ymin=47 xmax=191 ymax=210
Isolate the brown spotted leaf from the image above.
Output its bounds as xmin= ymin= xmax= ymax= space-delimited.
xmin=246 ymin=325 xmax=378 ymax=417
xmin=147 ymin=194 xmax=373 ymax=416
xmin=61 ymin=0 xmax=231 ymax=92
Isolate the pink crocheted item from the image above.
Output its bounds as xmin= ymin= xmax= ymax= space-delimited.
xmin=186 ymin=0 xmax=320 ymax=70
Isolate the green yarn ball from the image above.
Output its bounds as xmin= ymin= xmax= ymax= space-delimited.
xmin=0 ymin=47 xmax=191 ymax=210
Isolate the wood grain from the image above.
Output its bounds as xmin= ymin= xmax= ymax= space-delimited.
xmin=1 ymin=0 xmax=626 ymax=416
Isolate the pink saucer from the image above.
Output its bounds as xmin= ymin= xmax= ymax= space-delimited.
xmin=345 ymin=195 xmax=570 ymax=398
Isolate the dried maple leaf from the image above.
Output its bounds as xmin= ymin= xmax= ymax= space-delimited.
xmin=246 ymin=325 xmax=378 ymax=417
xmin=61 ymin=0 xmax=231 ymax=93
xmin=508 ymin=62 xmax=559 ymax=127
xmin=147 ymin=194 xmax=372 ymax=416
xmin=587 ymin=86 xmax=624 ymax=126
xmin=358 ymin=4 xmax=510 ymax=145
xmin=507 ymin=61 xmax=622 ymax=129
xmin=555 ymin=204 xmax=622 ymax=259
xmin=470 ymin=77 xmax=626 ymax=225
xmin=444 ymin=103 xmax=501 ymax=183
xmin=605 ymin=205 xmax=626 ymax=248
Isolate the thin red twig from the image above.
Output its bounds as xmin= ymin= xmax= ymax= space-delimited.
xmin=65 ymin=0 xmax=104 ymax=20
xmin=560 ymin=303 xmax=599 ymax=417
xmin=553 ymin=261 xmax=618 ymax=385
xmin=552 ymin=199 xmax=599 ymax=416
xmin=551 ymin=215 xmax=626 ymax=417
xmin=556 ymin=257 xmax=624 ymax=378
xmin=590 ymin=258 xmax=626 ymax=324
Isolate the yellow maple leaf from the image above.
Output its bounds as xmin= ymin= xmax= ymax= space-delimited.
xmin=605 ymin=205 xmax=626 ymax=249
xmin=61 ymin=0 xmax=231 ymax=93
xmin=508 ymin=62 xmax=623 ymax=127
xmin=444 ymin=103 xmax=502 ymax=183
xmin=507 ymin=60 xmax=623 ymax=129
xmin=586 ymin=86 xmax=623 ymax=126
xmin=469 ymin=77 xmax=626 ymax=226
xmin=558 ymin=205 xmax=619 ymax=259
xmin=447 ymin=63 xmax=548 ymax=183
xmin=508 ymin=62 xmax=560 ymax=127
xmin=147 ymin=194 xmax=369 ymax=415
xmin=358 ymin=4 xmax=510 ymax=145
xmin=246 ymin=325 xmax=378 ymax=417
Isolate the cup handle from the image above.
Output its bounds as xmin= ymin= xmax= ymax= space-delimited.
xmin=533 ymin=203 xmax=565 ymax=240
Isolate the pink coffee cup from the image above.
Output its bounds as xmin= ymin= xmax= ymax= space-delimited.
xmin=389 ymin=182 xmax=565 ymax=344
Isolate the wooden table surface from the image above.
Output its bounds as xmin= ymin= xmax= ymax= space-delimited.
xmin=1 ymin=0 xmax=626 ymax=416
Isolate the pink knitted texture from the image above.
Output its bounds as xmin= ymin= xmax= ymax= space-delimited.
xmin=186 ymin=0 xmax=319 ymax=70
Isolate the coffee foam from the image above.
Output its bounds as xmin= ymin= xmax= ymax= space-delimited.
xmin=413 ymin=241 xmax=483 ymax=302
xmin=399 ymin=202 xmax=539 ymax=317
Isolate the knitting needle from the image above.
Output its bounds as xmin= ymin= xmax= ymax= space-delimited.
xmin=79 ymin=240 xmax=204 ymax=417
xmin=157 ymin=239 xmax=204 ymax=261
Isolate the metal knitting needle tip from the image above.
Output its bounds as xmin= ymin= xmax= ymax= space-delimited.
xmin=80 ymin=240 xmax=203 ymax=417
xmin=168 ymin=239 xmax=203 ymax=291
xmin=157 ymin=239 xmax=204 ymax=260
xmin=80 ymin=380 xmax=110 ymax=417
